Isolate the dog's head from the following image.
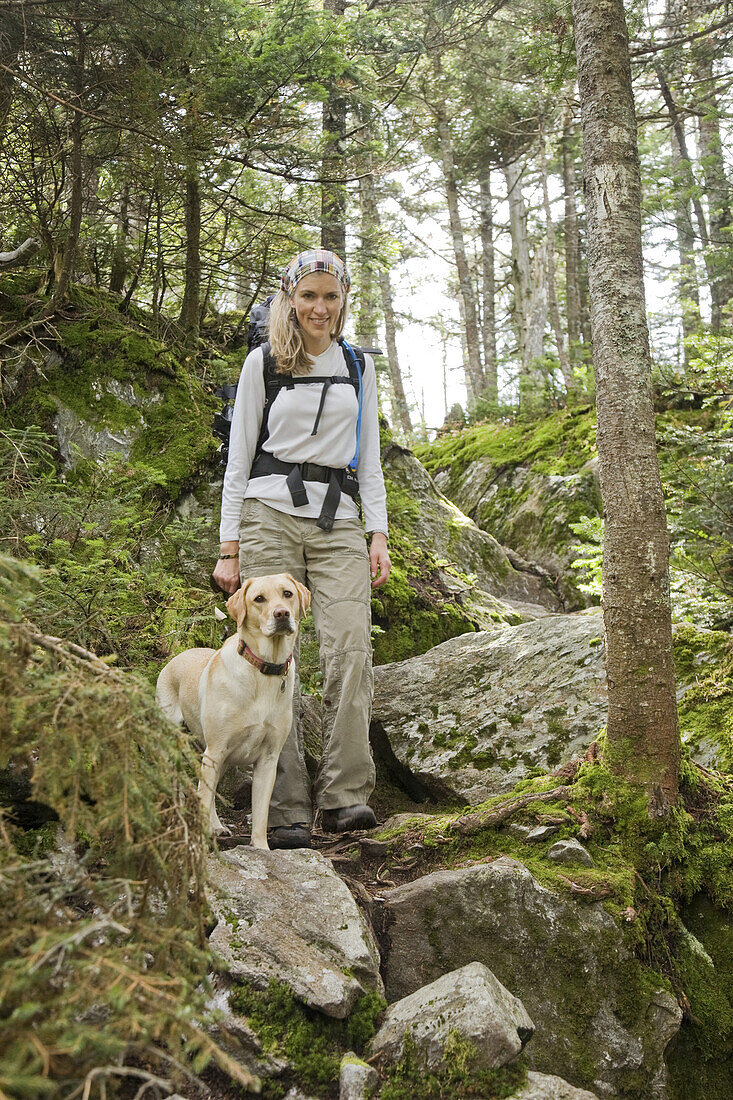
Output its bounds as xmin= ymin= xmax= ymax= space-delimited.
xmin=226 ymin=573 xmax=310 ymax=640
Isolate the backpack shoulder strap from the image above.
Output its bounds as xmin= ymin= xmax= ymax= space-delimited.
xmin=256 ymin=341 xmax=291 ymax=455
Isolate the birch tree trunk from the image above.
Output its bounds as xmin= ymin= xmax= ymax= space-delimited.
xmin=479 ymin=169 xmax=498 ymax=404
xmin=321 ymin=0 xmax=347 ymax=257
xmin=571 ymin=0 xmax=680 ymax=812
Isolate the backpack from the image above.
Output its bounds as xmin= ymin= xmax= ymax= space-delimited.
xmin=212 ymin=299 xmax=370 ymax=470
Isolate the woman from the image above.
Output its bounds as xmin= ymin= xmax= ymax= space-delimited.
xmin=212 ymin=248 xmax=391 ymax=849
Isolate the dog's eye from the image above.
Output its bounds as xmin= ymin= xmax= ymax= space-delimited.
xmin=253 ymin=594 xmax=266 ymax=602
xmin=282 ymin=590 xmax=293 ymax=598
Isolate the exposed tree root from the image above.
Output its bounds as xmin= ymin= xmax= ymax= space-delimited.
xmin=448 ymin=785 xmax=573 ymax=836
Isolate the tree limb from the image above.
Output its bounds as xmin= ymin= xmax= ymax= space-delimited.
xmin=0 ymin=236 xmax=40 ymax=268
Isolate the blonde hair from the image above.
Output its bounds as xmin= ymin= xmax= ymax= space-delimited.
xmin=267 ymin=286 xmax=348 ymax=376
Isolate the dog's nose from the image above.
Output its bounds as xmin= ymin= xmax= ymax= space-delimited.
xmin=273 ymin=607 xmax=290 ymax=620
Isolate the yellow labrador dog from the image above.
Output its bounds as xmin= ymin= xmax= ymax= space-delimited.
xmin=156 ymin=574 xmax=310 ymax=848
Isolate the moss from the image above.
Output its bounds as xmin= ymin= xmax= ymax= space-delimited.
xmin=228 ymin=979 xmax=385 ymax=1099
xmin=380 ymin=1031 xmax=528 ymax=1100
xmin=673 ymin=624 xmax=733 ymax=771
xmin=416 ymin=405 xmax=597 ymax=495
xmin=2 ymin=287 xmax=218 ymax=499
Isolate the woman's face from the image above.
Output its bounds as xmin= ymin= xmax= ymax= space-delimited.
xmin=290 ymin=272 xmax=343 ymax=354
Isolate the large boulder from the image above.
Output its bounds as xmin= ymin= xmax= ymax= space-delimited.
xmin=371 ymin=608 xmax=607 ymax=803
xmin=207 ymin=848 xmax=383 ymax=1018
xmin=369 ymin=961 xmax=534 ymax=1071
xmin=374 ymin=856 xmax=681 ymax=1099
xmin=510 ymin=1072 xmax=601 ymax=1099
xmin=382 ymin=444 xmax=562 ymax=619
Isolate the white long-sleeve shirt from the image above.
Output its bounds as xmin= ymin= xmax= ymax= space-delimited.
xmin=219 ymin=341 xmax=389 ymax=542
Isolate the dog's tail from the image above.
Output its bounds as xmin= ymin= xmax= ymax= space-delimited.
xmin=155 ymin=665 xmax=184 ymax=726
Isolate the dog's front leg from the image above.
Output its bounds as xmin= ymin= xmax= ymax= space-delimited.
xmin=198 ymin=750 xmax=230 ymax=836
xmin=250 ymin=751 xmax=280 ymax=849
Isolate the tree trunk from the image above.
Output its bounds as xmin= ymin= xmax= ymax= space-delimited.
xmin=178 ymin=162 xmax=201 ymax=346
xmin=378 ymin=264 xmax=412 ymax=439
xmin=669 ymin=126 xmax=701 ymax=370
xmin=539 ymin=131 xmax=574 ymax=397
xmin=479 ymin=169 xmax=498 ymax=404
xmin=561 ymin=105 xmax=583 ymax=368
xmin=505 ymin=157 xmax=545 ymax=409
xmin=655 ymin=63 xmax=719 ymax=325
xmin=357 ymin=171 xmax=380 ymax=349
xmin=321 ymin=0 xmax=347 ymax=256
xmin=694 ymin=45 xmax=733 ymax=329
xmin=109 ymin=179 xmax=130 ymax=294
xmin=572 ymin=0 xmax=680 ymax=812
xmin=50 ymin=32 xmax=85 ymax=308
xmin=432 ymin=69 xmax=484 ymax=404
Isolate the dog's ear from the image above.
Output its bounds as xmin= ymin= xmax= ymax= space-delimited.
xmin=286 ymin=574 xmax=311 ymax=619
xmin=226 ymin=578 xmax=252 ymax=625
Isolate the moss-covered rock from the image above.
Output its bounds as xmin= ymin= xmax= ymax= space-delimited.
xmin=416 ymin=407 xmax=601 ymax=610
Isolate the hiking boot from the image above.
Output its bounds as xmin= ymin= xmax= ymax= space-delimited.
xmin=321 ymin=805 xmax=377 ymax=833
xmin=267 ymin=823 xmax=312 ymax=849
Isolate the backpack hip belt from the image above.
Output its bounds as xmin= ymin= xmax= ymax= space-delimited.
xmin=249 ymin=451 xmax=358 ymax=531
xmin=247 ymin=338 xmax=365 ymax=532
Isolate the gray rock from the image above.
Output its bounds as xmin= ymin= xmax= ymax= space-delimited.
xmin=547 ymin=839 xmax=594 ymax=867
xmin=526 ymin=825 xmax=561 ymax=843
xmin=207 ymin=848 xmax=383 ymax=1018
xmin=375 ymin=856 xmax=680 ymax=1099
xmin=510 ymin=1071 xmax=600 ymax=1099
xmin=433 ymin=457 xmax=601 ymax=609
xmin=339 ymin=1052 xmax=379 ymax=1099
xmin=371 ymin=608 xmax=607 ymax=803
xmin=382 ymin=445 xmax=562 ymax=621
xmin=508 ymin=823 xmax=532 ymax=840
xmin=284 ymin=1090 xmax=319 ymax=1100
xmin=369 ymin=962 xmax=534 ymax=1071
xmin=205 ymin=978 xmax=289 ymax=1077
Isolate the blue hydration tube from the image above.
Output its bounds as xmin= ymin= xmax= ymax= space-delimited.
xmin=341 ymin=339 xmax=363 ymax=474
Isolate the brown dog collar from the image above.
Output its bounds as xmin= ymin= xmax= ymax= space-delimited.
xmin=237 ymin=640 xmax=293 ymax=677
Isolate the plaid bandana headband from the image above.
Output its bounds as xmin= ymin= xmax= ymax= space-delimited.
xmin=281 ymin=249 xmax=351 ymax=295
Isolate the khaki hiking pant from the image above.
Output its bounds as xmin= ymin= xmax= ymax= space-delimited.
xmin=238 ymin=498 xmax=376 ymax=827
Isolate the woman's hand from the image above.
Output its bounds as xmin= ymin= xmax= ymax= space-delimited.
xmin=369 ymin=532 xmax=391 ymax=589
xmin=213 ymin=542 xmax=241 ymax=594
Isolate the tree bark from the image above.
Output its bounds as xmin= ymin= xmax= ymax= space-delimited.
xmin=431 ymin=66 xmax=484 ymax=404
xmin=357 ymin=171 xmax=380 ymax=349
xmin=694 ymin=44 xmax=733 ymax=329
xmin=572 ymin=0 xmax=680 ymax=812
xmin=50 ymin=29 xmax=85 ymax=308
xmin=539 ymin=130 xmax=574 ymax=396
xmin=669 ymin=126 xmax=701 ymax=370
xmin=505 ymin=157 xmax=545 ymax=409
xmin=109 ymin=179 xmax=130 ymax=294
xmin=321 ymin=0 xmax=347 ymax=257
xmin=378 ymin=264 xmax=412 ymax=439
xmin=0 ymin=237 xmax=40 ymax=268
xmin=178 ymin=162 xmax=201 ymax=346
xmin=561 ymin=105 xmax=583 ymax=368
xmin=479 ymin=169 xmax=498 ymax=404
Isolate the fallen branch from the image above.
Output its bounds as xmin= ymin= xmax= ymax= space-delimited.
xmin=556 ymin=873 xmax=611 ymax=899
xmin=448 ymin=785 xmax=572 ymax=836
xmin=23 ymin=624 xmax=117 ymax=674
xmin=0 ymin=236 xmax=40 ymax=268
